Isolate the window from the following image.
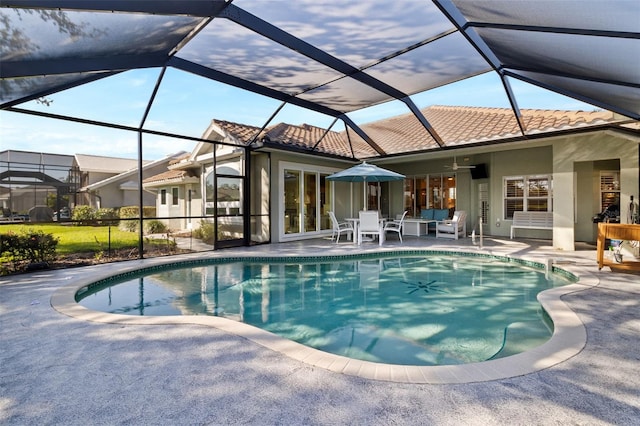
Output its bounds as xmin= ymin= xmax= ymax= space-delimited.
xmin=160 ymin=189 xmax=167 ymax=205
xmin=403 ymin=178 xmax=415 ymax=216
xmin=600 ymin=171 xmax=620 ymax=213
xmin=504 ymin=175 xmax=552 ymax=219
xmin=284 ymin=169 xmax=300 ymax=234
xmin=403 ymin=173 xmax=456 ymax=217
xmin=478 ymin=183 xmax=489 ymax=224
xmin=172 ymin=187 xmax=179 ymax=205
xmin=205 ymin=170 xmax=214 ymax=215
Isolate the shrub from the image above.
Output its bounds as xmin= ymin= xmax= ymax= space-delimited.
xmin=0 ymin=232 xmax=20 ymax=261
xmin=95 ymin=208 xmax=119 ymax=225
xmin=119 ymin=206 xmax=156 ymax=219
xmin=23 ymin=231 xmax=58 ymax=263
xmin=119 ymin=206 xmax=156 ymax=232
xmin=119 ymin=218 xmax=138 ymax=232
xmin=0 ymin=229 xmax=59 ymax=274
xmin=72 ymin=205 xmax=96 ymax=224
xmin=119 ymin=206 xmax=139 ymax=219
xmin=193 ymin=221 xmax=215 ymax=244
xmin=144 ymin=219 xmax=168 ymax=234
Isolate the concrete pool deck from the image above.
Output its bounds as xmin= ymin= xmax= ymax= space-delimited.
xmin=1 ymin=236 xmax=639 ymax=424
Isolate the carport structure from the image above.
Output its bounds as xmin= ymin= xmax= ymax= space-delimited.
xmin=1 ymin=0 xmax=638 ymax=156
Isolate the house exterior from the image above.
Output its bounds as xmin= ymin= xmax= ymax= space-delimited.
xmin=141 ymin=158 xmax=201 ymax=231
xmin=78 ymin=152 xmax=187 ymax=210
xmin=143 ymin=105 xmax=639 ymax=251
xmin=1 ymin=150 xmax=188 ymax=219
xmin=143 ymin=124 xmax=253 ymax=245
xmin=1 ymin=150 xmax=79 ymax=219
xmin=75 ymin=154 xmax=152 ymax=208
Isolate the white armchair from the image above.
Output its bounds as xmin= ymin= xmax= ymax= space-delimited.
xmin=328 ymin=211 xmax=354 ymax=243
xmin=435 ymin=210 xmax=467 ymax=239
xmin=358 ymin=210 xmax=384 ymax=246
xmin=384 ymin=210 xmax=408 ymax=242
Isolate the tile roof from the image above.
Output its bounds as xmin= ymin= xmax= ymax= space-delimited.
xmin=208 ymin=106 xmax=622 ymax=160
xmin=208 ymin=120 xmax=263 ymax=144
xmin=142 ymin=169 xmax=197 ymax=185
xmin=82 ymin=151 xmax=189 ymax=191
xmin=346 ymin=106 xmax=620 ymax=154
xmin=74 ymin=154 xmax=151 ymax=173
xmin=265 ymin=123 xmax=356 ymax=157
xmin=212 ymin=120 xmax=366 ymax=158
xmin=425 ymin=106 xmax=616 ymax=144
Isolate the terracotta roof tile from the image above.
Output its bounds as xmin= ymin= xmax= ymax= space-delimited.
xmin=143 ymin=169 xmax=196 ymax=184
xmin=211 ymin=120 xmax=262 ymax=144
xmin=272 ymin=123 xmax=358 ymax=157
xmin=206 ymin=106 xmax=621 ymax=160
xmin=407 ymin=105 xmax=614 ymax=146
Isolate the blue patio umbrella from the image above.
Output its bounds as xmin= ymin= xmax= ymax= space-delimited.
xmin=326 ymin=162 xmax=405 ymax=210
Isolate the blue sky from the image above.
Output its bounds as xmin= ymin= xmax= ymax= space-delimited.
xmin=1 ymin=68 xmax=598 ymax=160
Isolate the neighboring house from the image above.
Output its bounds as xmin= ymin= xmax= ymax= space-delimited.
xmin=0 ymin=150 xmax=79 ymax=217
xmin=74 ymin=154 xmax=152 ymax=208
xmin=1 ymin=150 xmax=187 ymax=217
xmin=143 ymin=127 xmax=245 ymax=236
xmin=142 ymin=161 xmax=201 ymax=231
xmin=78 ymin=152 xmax=188 ymax=209
xmin=143 ymin=105 xmax=639 ymax=250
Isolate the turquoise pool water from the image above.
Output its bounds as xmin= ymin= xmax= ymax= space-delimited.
xmin=76 ymin=253 xmax=574 ymax=366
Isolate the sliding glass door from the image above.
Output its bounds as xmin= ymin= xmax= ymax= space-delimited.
xmin=404 ymin=173 xmax=457 ymax=216
xmin=282 ymin=164 xmax=334 ymax=238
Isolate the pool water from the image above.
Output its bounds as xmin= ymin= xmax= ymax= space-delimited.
xmin=76 ymin=254 xmax=572 ymax=366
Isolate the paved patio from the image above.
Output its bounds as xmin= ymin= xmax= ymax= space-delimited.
xmin=1 ymin=236 xmax=639 ymax=425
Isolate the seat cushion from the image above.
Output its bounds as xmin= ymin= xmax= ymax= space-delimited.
xmin=433 ymin=209 xmax=449 ymax=221
xmin=421 ymin=209 xmax=434 ymax=220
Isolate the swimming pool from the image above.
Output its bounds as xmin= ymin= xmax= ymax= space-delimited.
xmin=75 ymin=252 xmax=575 ymax=366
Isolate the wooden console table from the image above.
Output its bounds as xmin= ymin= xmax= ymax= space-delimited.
xmin=596 ymin=223 xmax=640 ymax=271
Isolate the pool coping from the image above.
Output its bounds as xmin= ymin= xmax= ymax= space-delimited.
xmin=51 ymin=248 xmax=598 ymax=384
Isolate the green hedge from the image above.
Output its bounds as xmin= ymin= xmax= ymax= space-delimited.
xmin=119 ymin=206 xmax=156 ymax=219
xmin=119 ymin=206 xmax=157 ymax=232
xmin=71 ymin=205 xmax=96 ymax=224
xmin=72 ymin=206 xmax=120 ymax=226
xmin=0 ymin=229 xmax=59 ymax=274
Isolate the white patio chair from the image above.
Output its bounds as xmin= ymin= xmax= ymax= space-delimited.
xmin=384 ymin=210 xmax=408 ymax=242
xmin=328 ymin=211 xmax=354 ymax=243
xmin=436 ymin=210 xmax=467 ymax=240
xmin=358 ymin=210 xmax=384 ymax=246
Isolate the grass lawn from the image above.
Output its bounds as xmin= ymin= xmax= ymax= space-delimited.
xmin=1 ymin=223 xmax=142 ymax=255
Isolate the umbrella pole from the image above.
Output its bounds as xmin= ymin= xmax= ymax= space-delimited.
xmin=363 ymin=181 xmax=367 ymax=211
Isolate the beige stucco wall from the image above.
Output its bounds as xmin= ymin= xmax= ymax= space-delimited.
xmin=553 ymin=130 xmax=639 ymax=250
xmin=267 ymin=129 xmax=638 ymax=248
xmin=150 ymin=183 xmax=201 ymax=232
xmin=270 ymin=151 xmax=350 ymax=242
xmin=488 ymin=145 xmax=553 ymax=239
xmin=92 ymin=184 xmax=156 ymax=209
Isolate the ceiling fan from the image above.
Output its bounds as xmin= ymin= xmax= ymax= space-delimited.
xmin=445 ymin=156 xmax=475 ymax=171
